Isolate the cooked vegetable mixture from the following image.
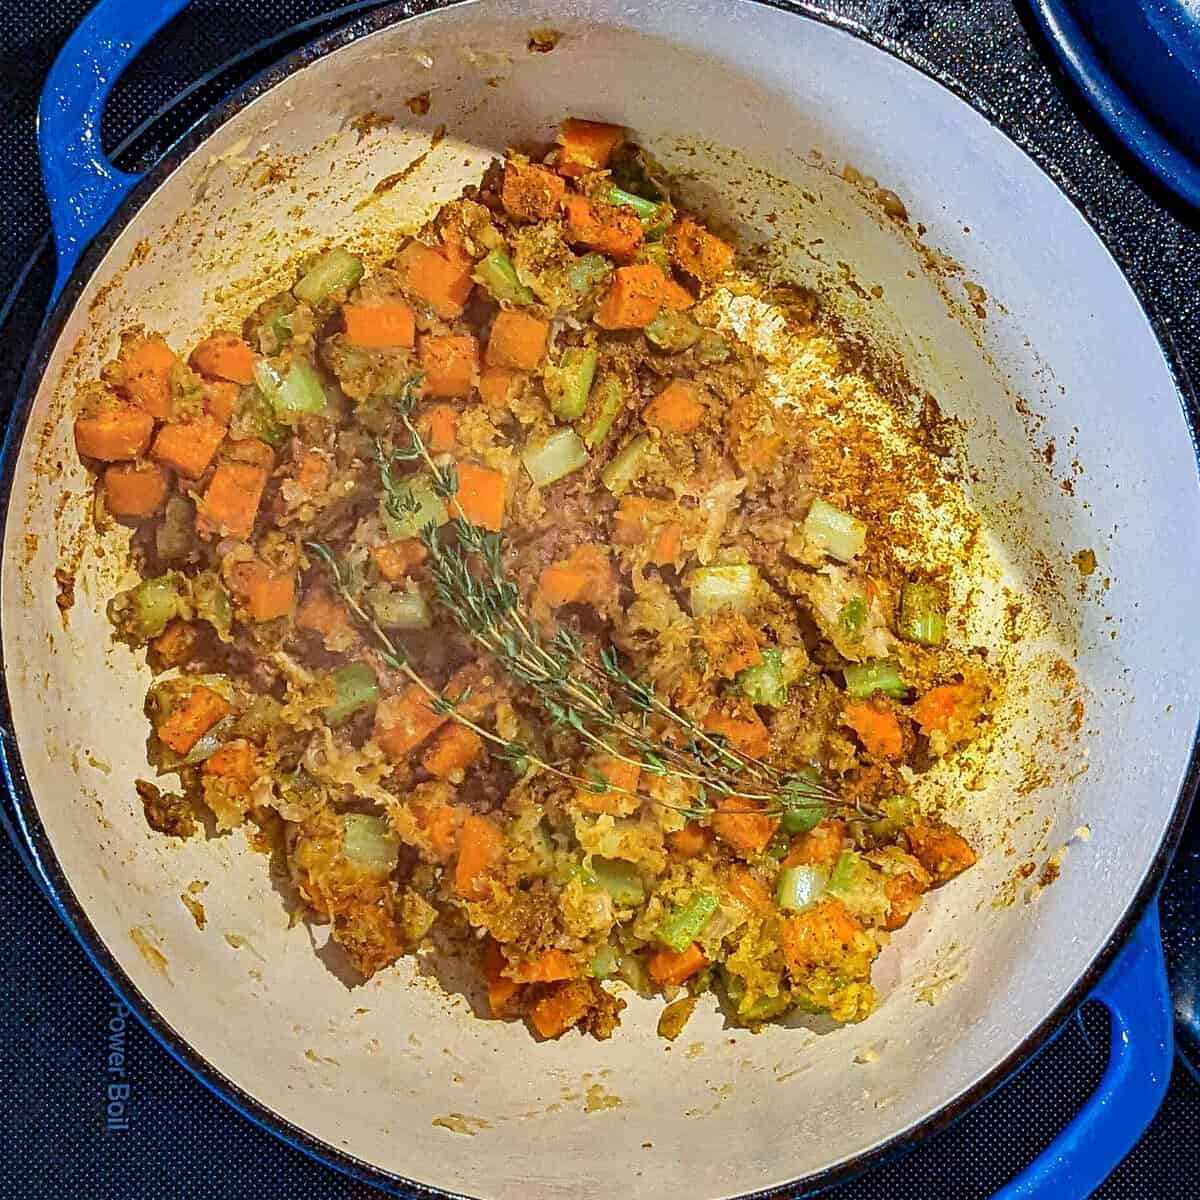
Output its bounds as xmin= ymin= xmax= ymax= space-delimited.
xmin=72 ymin=118 xmax=988 ymax=1041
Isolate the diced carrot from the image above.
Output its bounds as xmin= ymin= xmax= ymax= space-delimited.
xmin=150 ymin=416 xmax=227 ymax=479
xmin=190 ymin=332 xmax=257 ymax=385
xmin=202 ymin=378 xmax=241 ymax=423
xmin=726 ymin=866 xmax=771 ymax=911
xmin=74 ymin=406 xmax=155 ymax=461
xmin=442 ymin=661 xmax=504 ymax=720
xmin=482 ymin=938 xmax=522 ymax=1017
xmin=556 ymin=118 xmax=625 ymax=177
xmin=501 ymin=160 xmax=567 ymax=221
xmin=202 ymin=739 xmax=258 ymax=791
xmin=157 ymin=685 xmax=231 ymax=756
xmin=781 ymin=898 xmax=865 ymax=975
xmin=418 ymin=404 xmax=459 ymax=453
xmin=668 ymin=216 xmax=736 ymax=282
xmin=196 ymin=462 xmax=268 ymax=540
xmin=511 ymin=949 xmax=576 ymax=984
xmin=229 ymin=560 xmax=295 ymax=622
xmin=529 ymin=980 xmax=594 ymax=1039
xmin=118 ymin=334 xmax=177 ymax=419
xmin=667 ymin=821 xmax=713 ymax=858
xmin=478 ymin=366 xmax=520 ymax=410
xmin=563 ymin=194 xmax=642 ymax=259
xmin=843 ymin=700 xmax=904 ymax=759
xmin=421 ymin=723 xmax=484 ymax=779
xmin=647 ymin=943 xmax=707 ymax=987
xmin=574 ymin=755 xmax=641 ymax=816
xmin=295 ymin=449 xmax=330 ymax=494
xmin=486 ymin=310 xmax=549 ymax=370
xmin=594 ymin=264 xmax=693 ymax=330
xmin=296 ymin=585 xmax=353 ymax=638
xmin=374 ymin=684 xmax=448 ymax=761
xmin=711 ymin=796 xmax=778 ymax=856
xmin=370 ymin=538 xmax=429 ymax=582
xmin=781 ymin=819 xmax=847 ymax=869
xmin=537 ymin=543 xmax=614 ymax=608
xmin=103 ymin=461 xmax=168 ymax=518
xmin=454 ymin=813 xmax=504 ymax=899
xmin=905 ymin=822 xmax=977 ymax=884
xmin=341 ymin=300 xmax=416 ymax=349
xmin=397 ymin=241 xmax=474 ymax=319
xmin=703 ymin=709 xmax=771 ymax=759
xmin=419 ymin=335 xmax=478 ymax=398
xmin=643 ymin=379 xmax=706 ymax=435
xmin=698 ymin=610 xmax=761 ymax=679
xmin=422 ymin=804 xmax=464 ymax=862
xmin=883 ymin=870 xmax=926 ymax=931
xmin=911 ymin=684 xmax=982 ymax=735
xmin=150 ymin=620 xmax=201 ymax=668
xmin=450 ymin=462 xmax=506 ymax=531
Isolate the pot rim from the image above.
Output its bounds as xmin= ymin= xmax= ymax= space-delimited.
xmin=1 ymin=1 xmax=1196 ymax=1196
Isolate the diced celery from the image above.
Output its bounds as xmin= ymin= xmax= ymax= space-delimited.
xmin=475 ymin=247 xmax=535 ymax=305
xmin=645 ymin=310 xmax=701 ymax=352
xmin=322 ymin=663 xmax=380 ymax=725
xmin=839 ymin=597 xmax=868 ymax=640
xmin=694 ymin=332 xmax=731 ymax=364
xmin=828 ymin=850 xmax=868 ymax=895
xmin=899 ymin=581 xmax=947 ymax=645
xmin=276 ymin=360 xmax=328 ymax=418
xmin=126 ymin=575 xmax=183 ymax=641
xmin=688 ymin=564 xmax=759 ymax=617
xmin=522 ymin=428 xmax=589 ymax=487
xmin=578 ymin=373 xmax=624 ymax=449
xmin=380 ymin=472 xmax=448 ymax=539
xmin=656 ymin=891 xmax=719 ymax=953
xmin=293 ymin=248 xmax=364 ymax=305
xmin=590 ymin=943 xmax=620 ymax=980
xmin=606 ymin=184 xmax=661 ymax=220
xmin=192 ymin=572 xmax=233 ymax=641
xmin=568 ymin=252 xmax=612 ymax=295
xmin=734 ymin=646 xmax=789 ymax=708
xmin=366 ymin=586 xmax=432 ymax=630
xmin=868 ymin=795 xmax=918 ymax=841
xmin=803 ymin=498 xmax=866 ymax=562
xmin=776 ymin=864 xmax=828 ymax=912
xmin=592 ymin=857 xmax=645 ymax=907
xmin=843 ymin=660 xmax=909 ymax=700
xmin=544 ymin=347 xmax=598 ymax=421
xmin=340 ymin=813 xmax=400 ymax=874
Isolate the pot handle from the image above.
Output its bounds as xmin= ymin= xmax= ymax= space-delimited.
xmin=38 ymin=0 xmax=190 ymax=302
xmin=993 ymin=903 xmax=1173 ymax=1199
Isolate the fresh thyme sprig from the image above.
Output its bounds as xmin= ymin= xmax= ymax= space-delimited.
xmin=356 ymin=386 xmax=864 ymax=823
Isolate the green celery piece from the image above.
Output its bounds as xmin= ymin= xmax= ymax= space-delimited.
xmin=776 ymin=865 xmax=828 ymax=912
xmin=293 ymin=248 xmax=364 ymax=305
xmin=899 ymin=581 xmax=947 ymax=645
xmin=600 ymin=433 xmax=651 ymax=496
xmin=606 ymin=184 xmax=661 ymax=220
xmin=568 ymin=253 xmax=612 ymax=295
xmin=645 ymin=309 xmax=702 ymax=352
xmin=578 ymin=374 xmax=625 ymax=448
xmin=379 ymin=472 xmax=448 ymax=539
xmin=734 ymin=646 xmax=788 ymax=708
xmin=839 ymin=597 xmax=868 ymax=640
xmin=475 ymin=247 xmax=535 ymax=305
xmin=843 ymin=660 xmax=908 ymax=700
xmin=340 ymin=813 xmax=400 ymax=874
xmin=322 ymin=663 xmax=379 ymax=725
xmin=522 ymin=428 xmax=589 ymax=487
xmin=545 ymin=347 xmax=598 ymax=421
xmin=592 ymin=857 xmax=646 ymax=907
xmin=656 ymin=891 xmax=719 ymax=952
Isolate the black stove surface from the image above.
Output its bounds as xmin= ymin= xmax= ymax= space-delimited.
xmin=0 ymin=2 xmax=1198 ymax=1197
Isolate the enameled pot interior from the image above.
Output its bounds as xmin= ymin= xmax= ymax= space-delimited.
xmin=4 ymin=3 xmax=1199 ymax=1197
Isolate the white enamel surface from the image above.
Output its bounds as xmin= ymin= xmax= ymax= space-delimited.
xmin=5 ymin=2 xmax=1199 ymax=1196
